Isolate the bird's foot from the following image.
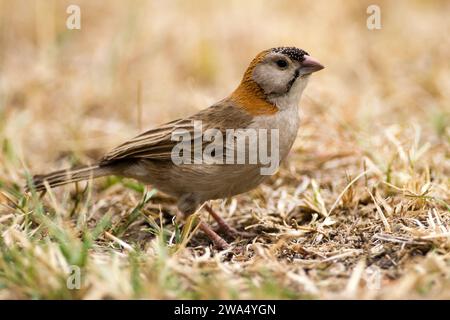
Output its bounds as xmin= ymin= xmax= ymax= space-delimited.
xmin=204 ymin=204 xmax=255 ymax=240
xmin=198 ymin=221 xmax=230 ymax=250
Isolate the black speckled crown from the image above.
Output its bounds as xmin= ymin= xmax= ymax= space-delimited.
xmin=272 ymin=47 xmax=309 ymax=62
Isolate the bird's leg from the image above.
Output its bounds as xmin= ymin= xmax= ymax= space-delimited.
xmin=198 ymin=221 xmax=230 ymax=250
xmin=177 ymin=209 xmax=229 ymax=250
xmin=204 ymin=204 xmax=254 ymax=239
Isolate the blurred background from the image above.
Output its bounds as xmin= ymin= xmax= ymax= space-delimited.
xmin=0 ymin=0 xmax=449 ymax=300
xmin=0 ymin=0 xmax=449 ymax=176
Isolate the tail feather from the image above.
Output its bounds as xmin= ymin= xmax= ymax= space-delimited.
xmin=27 ymin=165 xmax=110 ymax=192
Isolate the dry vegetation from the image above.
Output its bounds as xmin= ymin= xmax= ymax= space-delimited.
xmin=0 ymin=0 xmax=449 ymax=299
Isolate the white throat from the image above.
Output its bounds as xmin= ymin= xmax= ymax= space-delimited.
xmin=269 ymin=75 xmax=309 ymax=110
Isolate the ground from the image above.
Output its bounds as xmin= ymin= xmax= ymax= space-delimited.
xmin=0 ymin=0 xmax=449 ymax=299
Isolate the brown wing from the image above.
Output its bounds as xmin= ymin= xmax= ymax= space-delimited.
xmin=100 ymin=102 xmax=253 ymax=165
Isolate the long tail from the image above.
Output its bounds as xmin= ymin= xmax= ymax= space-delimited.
xmin=27 ymin=164 xmax=112 ymax=192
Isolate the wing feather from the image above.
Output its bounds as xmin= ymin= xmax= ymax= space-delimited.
xmin=100 ymin=103 xmax=253 ymax=164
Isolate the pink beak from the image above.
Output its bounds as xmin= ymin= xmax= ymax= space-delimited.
xmin=301 ymin=55 xmax=324 ymax=74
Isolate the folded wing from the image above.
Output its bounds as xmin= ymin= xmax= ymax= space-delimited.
xmin=100 ymin=103 xmax=253 ymax=165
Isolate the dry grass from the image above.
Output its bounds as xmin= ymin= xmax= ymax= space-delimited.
xmin=0 ymin=0 xmax=449 ymax=299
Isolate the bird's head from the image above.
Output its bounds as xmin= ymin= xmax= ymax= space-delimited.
xmin=231 ymin=47 xmax=324 ymax=114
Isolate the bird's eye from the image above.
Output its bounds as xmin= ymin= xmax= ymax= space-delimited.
xmin=276 ymin=59 xmax=288 ymax=68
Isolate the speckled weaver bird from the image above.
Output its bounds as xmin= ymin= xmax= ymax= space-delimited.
xmin=29 ymin=47 xmax=324 ymax=249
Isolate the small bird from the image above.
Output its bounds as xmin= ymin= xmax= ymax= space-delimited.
xmin=29 ymin=47 xmax=324 ymax=249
